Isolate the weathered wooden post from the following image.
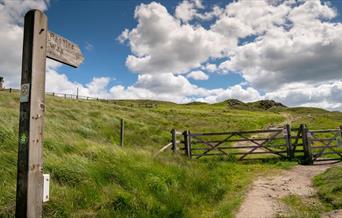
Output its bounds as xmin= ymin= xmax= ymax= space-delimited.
xmin=0 ymin=76 xmax=3 ymax=89
xmin=120 ymin=119 xmax=124 ymax=147
xmin=183 ymin=130 xmax=191 ymax=159
xmin=302 ymin=124 xmax=313 ymax=165
xmin=76 ymin=87 xmax=79 ymax=99
xmin=338 ymin=126 xmax=342 ymax=148
xmin=183 ymin=130 xmax=188 ymax=156
xmin=16 ymin=10 xmax=48 ymax=218
xmin=10 ymin=88 xmax=12 ymax=93
xmin=284 ymin=124 xmax=293 ymax=159
xmin=16 ymin=9 xmax=84 ymax=218
xmin=171 ymin=129 xmax=177 ymax=153
xmin=188 ymin=130 xmax=192 ymax=159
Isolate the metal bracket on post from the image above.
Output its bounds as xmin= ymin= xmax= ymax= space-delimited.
xmin=42 ymin=174 xmax=50 ymax=203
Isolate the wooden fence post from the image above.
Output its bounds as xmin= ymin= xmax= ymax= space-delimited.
xmin=183 ymin=130 xmax=188 ymax=157
xmin=16 ymin=10 xmax=47 ymax=218
xmin=9 ymin=88 xmax=12 ymax=93
xmin=171 ymin=129 xmax=177 ymax=153
xmin=284 ymin=124 xmax=293 ymax=159
xmin=188 ymin=130 xmax=192 ymax=159
xmin=338 ymin=126 xmax=342 ymax=148
xmin=120 ymin=119 xmax=124 ymax=147
xmin=76 ymin=87 xmax=79 ymax=99
xmin=183 ymin=130 xmax=191 ymax=159
xmin=302 ymin=124 xmax=313 ymax=165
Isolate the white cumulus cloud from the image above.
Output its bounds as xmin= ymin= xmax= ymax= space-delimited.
xmin=120 ymin=2 xmax=229 ymax=75
xmin=187 ymin=70 xmax=209 ymax=80
xmin=0 ymin=0 xmax=49 ymax=88
xmin=117 ymin=0 xmax=342 ymax=110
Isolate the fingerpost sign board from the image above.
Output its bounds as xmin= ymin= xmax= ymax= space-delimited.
xmin=16 ymin=10 xmax=83 ymax=218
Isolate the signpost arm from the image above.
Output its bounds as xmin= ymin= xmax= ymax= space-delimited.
xmin=16 ymin=10 xmax=47 ymax=218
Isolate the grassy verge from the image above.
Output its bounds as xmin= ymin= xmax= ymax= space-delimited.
xmin=314 ymin=166 xmax=342 ymax=209
xmin=279 ymin=195 xmax=327 ymax=218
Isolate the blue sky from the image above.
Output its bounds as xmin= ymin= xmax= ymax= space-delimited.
xmin=1 ymin=0 xmax=342 ymax=110
xmin=46 ymin=0 xmax=244 ymax=90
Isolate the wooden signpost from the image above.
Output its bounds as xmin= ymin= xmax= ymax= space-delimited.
xmin=16 ymin=10 xmax=83 ymax=218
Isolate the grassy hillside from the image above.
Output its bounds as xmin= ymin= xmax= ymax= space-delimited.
xmin=1 ymin=90 xmax=342 ymax=217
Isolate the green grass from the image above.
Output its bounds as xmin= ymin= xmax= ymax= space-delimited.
xmin=314 ymin=166 xmax=342 ymax=209
xmin=279 ymin=195 xmax=327 ymax=218
xmin=286 ymin=107 xmax=342 ymax=129
xmin=0 ymin=90 xmax=341 ymax=217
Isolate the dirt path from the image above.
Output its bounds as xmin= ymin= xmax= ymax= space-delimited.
xmin=280 ymin=112 xmax=298 ymax=125
xmin=233 ymin=112 xmax=339 ymax=217
xmin=236 ymin=163 xmax=338 ymax=218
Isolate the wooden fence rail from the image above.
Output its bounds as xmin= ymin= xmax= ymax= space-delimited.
xmin=168 ymin=124 xmax=342 ymax=165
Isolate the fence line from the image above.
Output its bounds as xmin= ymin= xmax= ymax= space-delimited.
xmin=1 ymin=88 xmax=105 ymax=101
xmin=0 ymin=88 xmax=158 ymax=108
